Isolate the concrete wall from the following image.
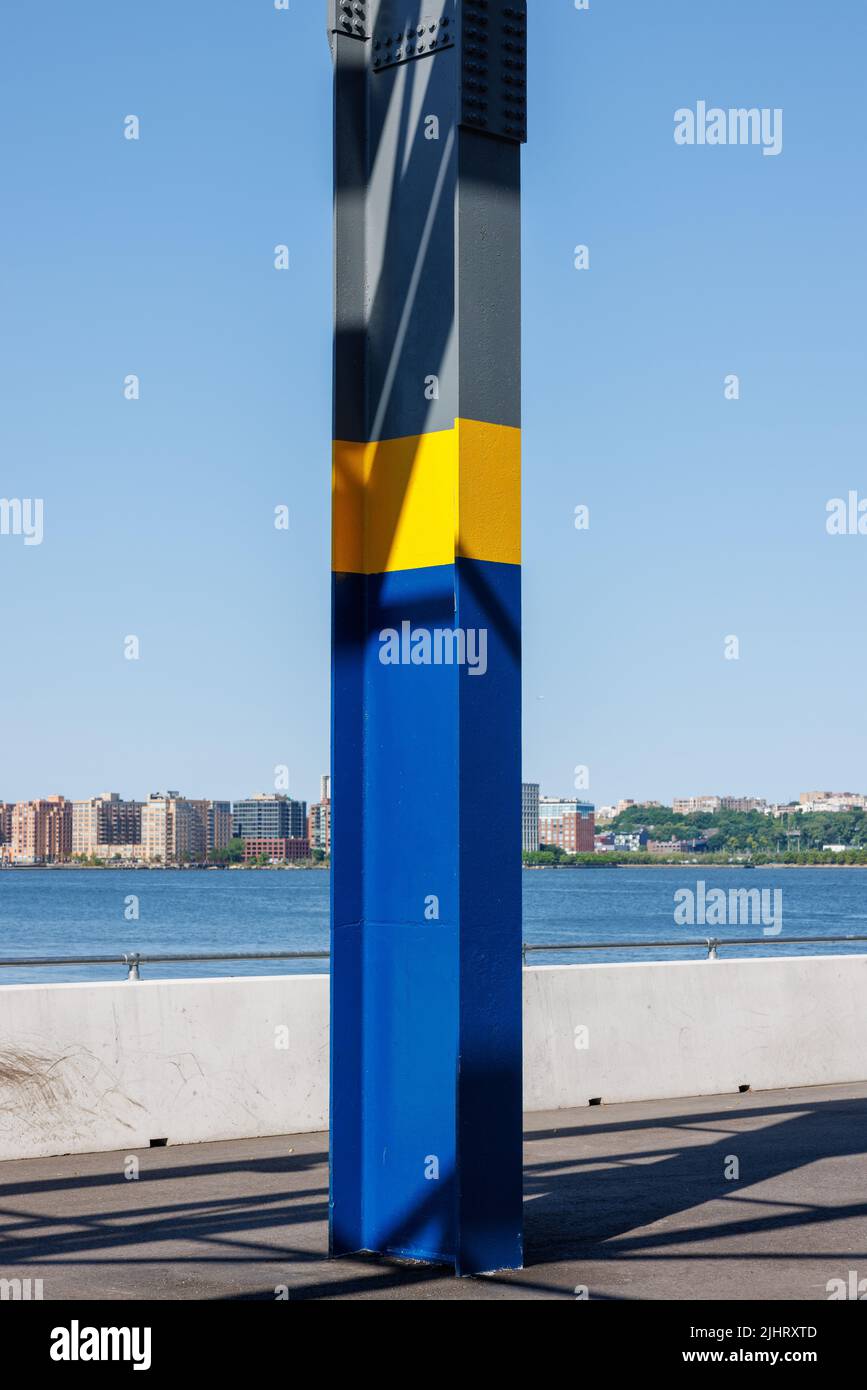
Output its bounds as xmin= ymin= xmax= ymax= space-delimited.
xmin=1 ymin=955 xmax=866 ymax=1161
xmin=523 ymin=955 xmax=867 ymax=1110
xmin=0 ymin=975 xmax=329 ymax=1161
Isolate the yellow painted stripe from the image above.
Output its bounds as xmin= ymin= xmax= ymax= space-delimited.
xmin=332 ymin=419 xmax=520 ymax=574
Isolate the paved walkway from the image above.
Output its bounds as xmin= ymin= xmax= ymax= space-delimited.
xmin=2 ymin=1081 xmax=865 ymax=1300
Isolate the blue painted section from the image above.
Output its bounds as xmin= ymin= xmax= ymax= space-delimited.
xmin=456 ymin=557 xmax=524 ymax=1274
xmin=330 ymin=558 xmax=522 ymax=1272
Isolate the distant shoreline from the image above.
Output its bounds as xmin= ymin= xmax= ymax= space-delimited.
xmin=0 ymin=863 xmax=328 ymax=872
xmin=1 ymin=861 xmax=864 ymax=873
xmin=523 ymin=862 xmax=867 ymax=870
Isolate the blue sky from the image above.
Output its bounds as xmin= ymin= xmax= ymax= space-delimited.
xmin=1 ymin=0 xmax=864 ymax=809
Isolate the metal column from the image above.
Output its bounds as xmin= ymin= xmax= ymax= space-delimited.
xmin=328 ymin=0 xmax=526 ymax=1276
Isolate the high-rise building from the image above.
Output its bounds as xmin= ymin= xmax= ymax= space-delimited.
xmin=308 ymin=775 xmax=331 ymax=854
xmin=233 ymin=794 xmax=307 ymax=842
xmin=0 ymin=802 xmax=12 ymax=845
xmin=140 ymin=792 xmax=204 ymax=863
xmin=521 ymin=782 xmax=539 ymax=853
xmin=173 ymin=799 xmax=206 ymax=863
xmin=72 ymin=793 xmax=142 ymax=858
xmin=207 ymin=801 xmax=233 ymax=853
xmin=140 ymin=794 xmax=173 ymax=863
xmin=11 ymin=797 xmax=72 ymax=863
xmin=538 ymin=797 xmax=595 ymax=854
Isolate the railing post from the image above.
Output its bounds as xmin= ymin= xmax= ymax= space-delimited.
xmin=707 ymin=939 xmax=719 ymax=960
xmin=125 ymin=952 xmax=141 ymax=981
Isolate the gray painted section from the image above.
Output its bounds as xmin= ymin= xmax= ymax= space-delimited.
xmin=332 ymin=0 xmax=524 ymax=441
xmin=457 ymin=132 xmax=521 ymax=427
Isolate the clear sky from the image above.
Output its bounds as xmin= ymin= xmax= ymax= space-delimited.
xmin=1 ymin=1 xmax=864 ymax=810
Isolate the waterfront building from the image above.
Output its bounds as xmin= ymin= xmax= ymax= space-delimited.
xmin=241 ymin=837 xmax=311 ymax=863
xmin=90 ymin=843 xmax=147 ymax=863
xmin=308 ymin=776 xmax=331 ymax=854
xmin=186 ymin=800 xmax=232 ymax=858
xmin=72 ymin=794 xmax=142 ymax=858
xmin=538 ymin=797 xmax=595 ymax=854
xmin=233 ymin=794 xmax=307 ymax=843
xmin=11 ymin=796 xmax=72 ymax=864
xmin=613 ymin=829 xmax=649 ymax=852
xmin=207 ymin=801 xmax=233 ymax=853
xmin=140 ymin=792 xmax=205 ymax=864
xmin=521 ymin=782 xmax=539 ymax=852
xmin=140 ymin=794 xmax=173 ymax=863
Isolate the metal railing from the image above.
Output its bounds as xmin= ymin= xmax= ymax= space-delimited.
xmin=0 ymin=935 xmax=866 ymax=978
xmin=522 ymin=934 xmax=867 ymax=962
xmin=0 ymin=950 xmax=329 ymax=980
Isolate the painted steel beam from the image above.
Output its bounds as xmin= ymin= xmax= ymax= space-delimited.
xmin=328 ymin=0 xmax=526 ymax=1276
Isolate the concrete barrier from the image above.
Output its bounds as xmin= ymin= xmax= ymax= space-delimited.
xmin=0 ymin=975 xmax=329 ymax=1161
xmin=523 ymin=956 xmax=867 ymax=1110
xmin=1 ymin=955 xmax=866 ymax=1161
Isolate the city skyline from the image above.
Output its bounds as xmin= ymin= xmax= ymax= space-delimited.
xmin=0 ymin=788 xmax=331 ymax=866
xmin=6 ymin=779 xmax=867 ymax=806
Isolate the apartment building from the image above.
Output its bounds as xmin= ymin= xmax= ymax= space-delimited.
xmin=672 ymin=796 xmax=767 ymax=815
xmin=10 ymin=796 xmax=72 ymax=863
xmin=233 ymin=794 xmax=307 ymax=842
xmin=799 ymin=792 xmax=867 ymax=814
xmin=71 ymin=793 xmax=142 ymax=858
xmin=206 ymin=801 xmax=233 ymax=853
xmin=521 ymin=782 xmax=539 ymax=852
xmin=538 ymin=797 xmax=595 ymax=854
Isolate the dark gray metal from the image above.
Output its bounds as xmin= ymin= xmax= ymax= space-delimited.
xmin=328 ymin=0 xmax=371 ymax=44
xmin=331 ymin=0 xmax=525 ymax=442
